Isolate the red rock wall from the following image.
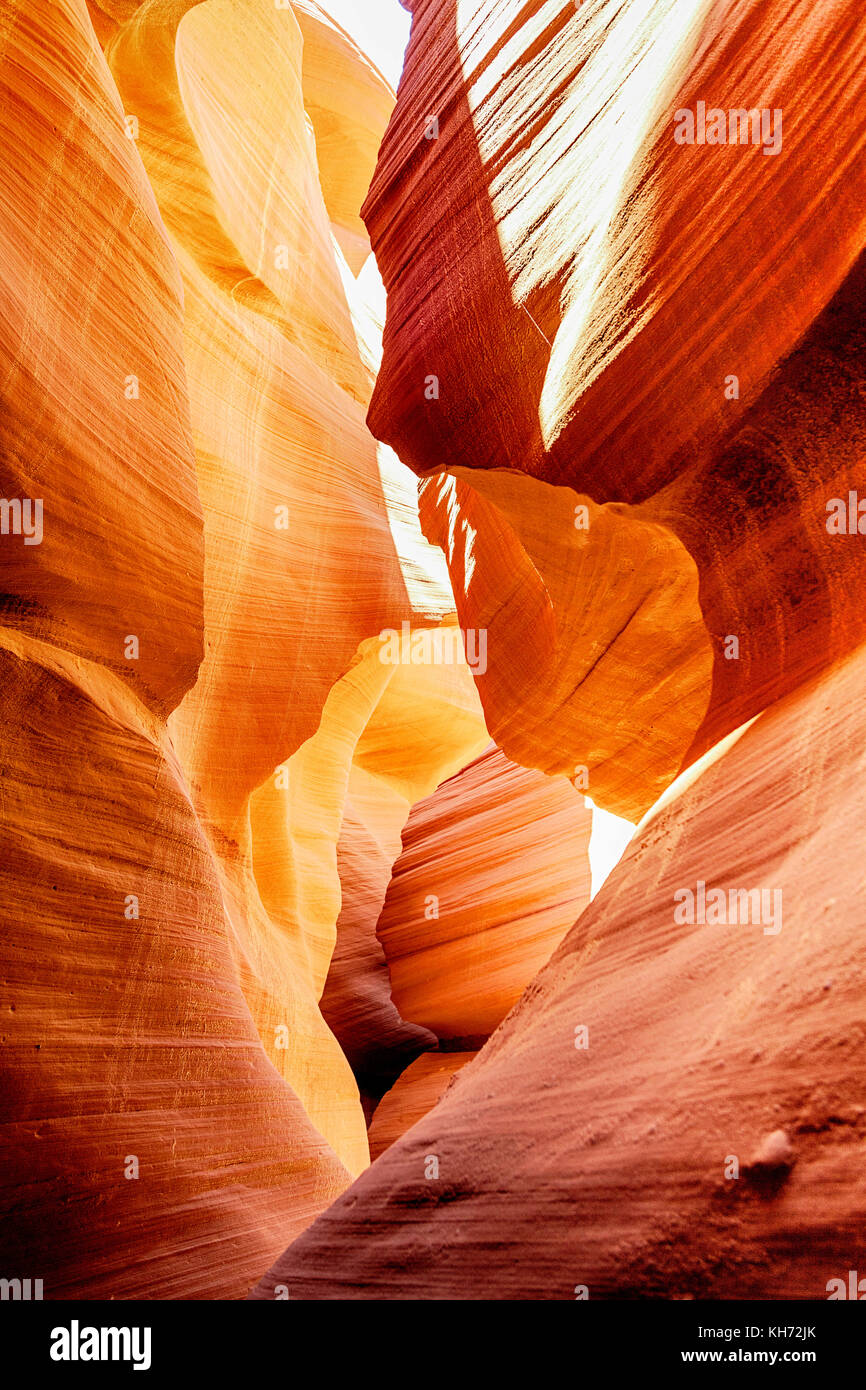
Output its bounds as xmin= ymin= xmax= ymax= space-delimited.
xmin=1 ymin=0 xmax=597 ymax=1296
xmin=0 ymin=0 xmax=478 ymax=1294
xmin=5 ymin=0 xmax=864 ymax=1306
xmin=252 ymin=0 xmax=866 ymax=1300
xmin=377 ymin=744 xmax=593 ymax=1037
xmin=365 ymin=0 xmax=866 ymax=818
xmin=253 ymin=639 xmax=866 ymax=1299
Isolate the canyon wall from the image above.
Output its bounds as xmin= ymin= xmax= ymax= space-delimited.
xmin=256 ymin=639 xmax=866 ymax=1298
xmin=3 ymin=0 xmax=864 ymax=1303
xmin=254 ymin=0 xmax=866 ymax=1299
xmin=0 ymin=0 xmax=596 ymax=1297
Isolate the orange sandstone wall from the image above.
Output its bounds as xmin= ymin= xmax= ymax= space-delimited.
xmin=253 ymin=0 xmax=866 ymax=1301
xmin=0 ymin=0 xmax=491 ymax=1296
xmin=254 ymin=640 xmax=866 ymax=1299
xmin=364 ymin=0 xmax=866 ymax=820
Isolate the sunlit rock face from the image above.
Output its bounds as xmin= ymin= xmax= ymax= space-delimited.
xmin=377 ymin=743 xmax=592 ymax=1037
xmin=100 ymin=0 xmax=492 ymax=1185
xmin=250 ymin=0 xmax=866 ymax=1303
xmin=0 ymin=0 xmax=451 ymax=1296
xmin=0 ymin=0 xmax=203 ymax=716
xmin=353 ymin=742 xmax=592 ymax=1150
xmin=6 ymin=0 xmax=864 ymax=1308
xmin=290 ymin=0 xmax=397 ymax=275
xmin=0 ymin=638 xmax=349 ymax=1300
xmin=1 ymin=0 xmax=604 ymax=1299
xmin=0 ymin=0 xmax=348 ymax=1299
xmin=365 ymin=0 xmax=866 ymax=819
xmin=253 ymin=640 xmax=866 ymax=1299
xmin=317 ymin=685 xmax=596 ymax=1121
xmin=418 ymin=470 xmax=713 ymax=820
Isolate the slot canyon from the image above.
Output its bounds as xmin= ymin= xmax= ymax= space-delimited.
xmin=1 ymin=0 xmax=865 ymax=1309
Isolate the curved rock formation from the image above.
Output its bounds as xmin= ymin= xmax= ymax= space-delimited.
xmin=0 ymin=634 xmax=349 ymax=1300
xmin=418 ymin=470 xmax=714 ymax=819
xmin=290 ymin=1 xmax=396 ymax=274
xmin=320 ymin=785 xmax=439 ymax=1111
xmin=0 ymin=0 xmax=352 ymax=1297
xmin=367 ymin=1052 xmax=473 ymax=1161
xmin=364 ymin=0 xmax=866 ymax=817
xmin=253 ymin=639 xmax=866 ymax=1299
xmin=377 ymin=743 xmax=593 ymax=1037
xmin=251 ymin=0 xmax=866 ymax=1302
xmin=0 ymin=0 xmax=203 ymax=715
xmin=343 ymin=740 xmax=593 ymax=1150
xmin=100 ymin=0 xmax=492 ymax=1179
xmin=6 ymin=0 xmax=865 ymax=1308
xmin=0 ymin=0 xmax=489 ymax=1296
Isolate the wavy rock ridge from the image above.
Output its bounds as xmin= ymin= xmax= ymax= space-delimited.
xmin=254 ymin=0 xmax=866 ymax=1300
xmin=0 ymin=0 xmax=596 ymax=1298
xmin=3 ymin=0 xmax=865 ymax=1304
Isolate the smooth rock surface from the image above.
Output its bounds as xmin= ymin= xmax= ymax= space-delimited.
xmin=365 ymin=0 xmax=866 ymax=817
xmin=253 ymin=641 xmax=866 ymax=1300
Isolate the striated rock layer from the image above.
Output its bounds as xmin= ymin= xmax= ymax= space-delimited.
xmin=253 ymin=640 xmax=866 ymax=1299
xmin=0 ymin=634 xmax=349 ymax=1299
xmin=377 ymin=743 xmax=593 ymax=1038
xmin=99 ymin=0 xmax=495 ymax=1177
xmin=348 ymin=742 xmax=593 ymax=1148
xmin=6 ymin=0 xmax=865 ymax=1307
xmin=365 ymin=0 xmax=866 ymax=819
xmin=0 ymin=0 xmax=492 ymax=1297
xmin=367 ymin=1052 xmax=473 ymax=1162
xmin=0 ymin=0 xmax=361 ymax=1298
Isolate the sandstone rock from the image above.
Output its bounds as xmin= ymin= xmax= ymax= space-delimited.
xmin=0 ymin=0 xmax=204 ymax=715
xmin=378 ymin=743 xmax=593 ymax=1036
xmin=8 ymin=0 xmax=865 ymax=1309
xmin=367 ymin=1052 xmax=476 ymax=1161
xmin=290 ymin=1 xmax=397 ymax=273
xmin=0 ymin=636 xmax=349 ymax=1300
xmin=320 ymin=789 xmax=438 ymax=1110
xmin=253 ymin=641 xmax=866 ymax=1299
xmin=365 ymin=0 xmax=866 ymax=816
xmin=0 ymin=0 xmax=489 ymax=1296
xmin=101 ymin=0 xmax=493 ymax=1178
xmin=418 ymin=470 xmax=714 ymax=820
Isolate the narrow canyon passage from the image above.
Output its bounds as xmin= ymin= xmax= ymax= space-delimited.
xmin=1 ymin=0 xmax=865 ymax=1318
